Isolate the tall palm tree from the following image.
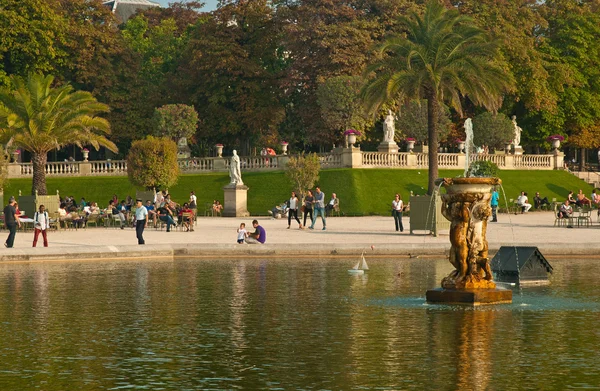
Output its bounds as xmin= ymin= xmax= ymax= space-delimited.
xmin=363 ymin=0 xmax=514 ymax=194
xmin=0 ymin=73 xmax=118 ymax=195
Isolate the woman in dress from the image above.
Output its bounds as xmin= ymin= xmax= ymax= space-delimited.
xmin=287 ymin=191 xmax=302 ymax=229
xmin=303 ymin=190 xmax=314 ymax=229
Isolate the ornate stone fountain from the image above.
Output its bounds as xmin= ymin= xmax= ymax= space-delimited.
xmin=426 ymin=177 xmax=512 ymax=305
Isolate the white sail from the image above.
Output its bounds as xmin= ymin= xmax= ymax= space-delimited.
xmin=361 ymin=255 xmax=369 ymax=270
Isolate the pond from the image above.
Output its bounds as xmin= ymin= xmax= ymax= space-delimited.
xmin=0 ymin=257 xmax=598 ymax=390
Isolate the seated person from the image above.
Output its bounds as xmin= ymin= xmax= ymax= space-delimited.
xmin=558 ymin=199 xmax=573 ymax=224
xmin=212 ymin=200 xmax=223 ymax=215
xmin=179 ymin=203 xmax=195 ymax=232
xmin=157 ymin=204 xmax=176 ymax=232
xmin=245 ymin=220 xmax=266 ymax=244
xmin=533 ymin=192 xmax=550 ymax=209
xmin=58 ymin=203 xmax=68 ymax=218
xmin=567 ymin=191 xmax=577 ymax=205
xmin=592 ymin=189 xmax=600 ymax=206
xmin=516 ymin=191 xmax=532 ymax=213
xmin=144 ymin=200 xmax=157 ymax=224
xmin=107 ymin=200 xmax=126 ymax=229
xmin=88 ymin=202 xmax=99 ymax=214
xmin=325 ymin=193 xmax=339 ymax=215
xmin=576 ymin=189 xmax=591 ymax=207
xmin=119 ymin=200 xmax=129 ymax=223
xmin=68 ymin=206 xmax=85 ymax=228
xmin=14 ymin=202 xmax=29 ymax=218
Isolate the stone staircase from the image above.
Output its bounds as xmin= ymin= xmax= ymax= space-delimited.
xmin=572 ymin=171 xmax=600 ymax=188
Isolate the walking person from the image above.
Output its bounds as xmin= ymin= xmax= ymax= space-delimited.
xmin=32 ymin=204 xmax=50 ymax=247
xmin=490 ymin=187 xmax=499 ymax=222
xmin=135 ymin=199 xmax=148 ymax=244
xmin=310 ymin=186 xmax=326 ymax=230
xmin=392 ymin=193 xmax=404 ymax=232
xmin=302 ymin=190 xmax=314 ymax=229
xmin=4 ymin=196 xmax=21 ymax=248
xmin=287 ymin=191 xmax=302 ymax=229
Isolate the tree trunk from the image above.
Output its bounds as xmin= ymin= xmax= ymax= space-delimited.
xmin=31 ymin=152 xmax=48 ymax=195
xmin=580 ymin=148 xmax=586 ymax=171
xmin=426 ymin=93 xmax=439 ymax=195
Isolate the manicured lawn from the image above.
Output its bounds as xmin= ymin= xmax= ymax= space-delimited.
xmin=3 ymin=169 xmax=591 ymax=215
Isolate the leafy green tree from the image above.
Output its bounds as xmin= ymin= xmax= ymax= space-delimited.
xmin=126 ymin=136 xmax=180 ymax=190
xmin=362 ymin=0 xmax=513 ymax=194
xmin=0 ymin=74 xmax=117 ymax=195
xmin=537 ymin=0 xmax=600 ymax=157
xmin=285 ymin=153 xmax=321 ymax=200
xmin=316 ymin=76 xmax=373 ymax=144
xmin=0 ymin=0 xmax=67 ymax=85
xmin=177 ymin=1 xmax=285 ymax=153
xmin=277 ymin=0 xmax=401 ymax=146
xmin=153 ymin=104 xmax=199 ymax=142
xmin=396 ymin=100 xmax=451 ymax=144
xmin=472 ymin=112 xmax=514 ymax=150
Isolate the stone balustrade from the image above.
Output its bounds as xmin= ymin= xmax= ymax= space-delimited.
xmin=6 ymin=149 xmax=563 ymax=178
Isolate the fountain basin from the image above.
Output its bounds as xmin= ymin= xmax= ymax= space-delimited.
xmin=426 ymin=288 xmax=512 ymax=306
xmin=428 ymin=176 xmax=511 ymax=304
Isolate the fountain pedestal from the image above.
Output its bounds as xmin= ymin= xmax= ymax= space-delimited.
xmin=426 ymin=177 xmax=512 ymax=305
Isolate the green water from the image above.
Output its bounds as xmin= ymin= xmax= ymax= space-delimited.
xmin=0 ymin=258 xmax=598 ymax=390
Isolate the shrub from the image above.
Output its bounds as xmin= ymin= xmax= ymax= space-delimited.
xmin=127 ymin=136 xmax=180 ymax=190
xmin=468 ymin=160 xmax=499 ymax=177
xmin=285 ymin=153 xmax=321 ymax=199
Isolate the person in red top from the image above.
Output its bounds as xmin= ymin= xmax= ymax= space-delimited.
xmin=179 ymin=202 xmax=195 ymax=232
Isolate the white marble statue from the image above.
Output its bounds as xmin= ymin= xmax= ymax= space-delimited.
xmin=383 ymin=110 xmax=396 ymax=142
xmin=229 ymin=150 xmax=243 ymax=185
xmin=511 ymin=115 xmax=522 ymax=147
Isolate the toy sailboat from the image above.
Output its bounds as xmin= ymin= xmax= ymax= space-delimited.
xmin=348 ymin=251 xmax=369 ymax=274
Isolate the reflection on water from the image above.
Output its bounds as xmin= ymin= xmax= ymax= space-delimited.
xmin=0 ymin=258 xmax=599 ymax=389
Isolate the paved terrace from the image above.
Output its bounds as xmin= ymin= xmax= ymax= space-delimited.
xmin=0 ymin=211 xmax=597 ymax=262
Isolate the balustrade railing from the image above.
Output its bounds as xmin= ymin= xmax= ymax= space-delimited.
xmin=362 ymin=152 xmax=407 ymax=167
xmin=179 ymin=157 xmax=214 ymax=172
xmin=7 ymin=151 xmax=559 ymax=178
xmin=90 ymin=160 xmax=127 ymax=175
xmin=240 ymin=156 xmax=278 ymax=170
xmin=438 ymin=153 xmax=459 ymax=167
xmin=470 ymin=154 xmax=507 ymax=168
xmin=514 ymin=154 xmax=552 ymax=169
xmin=317 ymin=153 xmax=343 ymax=168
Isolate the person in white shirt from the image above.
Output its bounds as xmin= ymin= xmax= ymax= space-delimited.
xmin=516 ymin=191 xmax=532 ymax=213
xmin=237 ymin=222 xmax=248 ymax=244
xmin=189 ymin=191 xmax=197 ymax=211
xmin=287 ymin=191 xmax=302 ymax=229
xmin=392 ymin=193 xmax=404 ymax=232
xmin=32 ymin=204 xmax=50 ymax=247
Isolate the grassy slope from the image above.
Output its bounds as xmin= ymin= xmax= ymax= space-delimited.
xmin=3 ymin=169 xmax=591 ymax=215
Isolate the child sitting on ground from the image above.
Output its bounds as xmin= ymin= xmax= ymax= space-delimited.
xmin=237 ymin=223 xmax=248 ymax=244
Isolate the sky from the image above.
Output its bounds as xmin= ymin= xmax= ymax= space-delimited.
xmin=154 ymin=0 xmax=218 ymax=12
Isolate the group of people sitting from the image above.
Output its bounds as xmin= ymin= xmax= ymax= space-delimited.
xmin=54 ymin=190 xmax=198 ymax=232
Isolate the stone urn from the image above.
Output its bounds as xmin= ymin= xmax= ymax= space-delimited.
xmin=12 ymin=151 xmax=19 ymax=163
xmin=457 ymin=141 xmax=465 ymax=154
xmin=347 ymin=134 xmax=357 ymax=147
xmin=505 ymin=142 xmax=512 ymax=154
xmin=82 ymin=150 xmax=89 ymax=162
xmin=215 ymin=144 xmax=224 ymax=157
xmin=280 ymin=143 xmax=288 ymax=155
xmin=551 ymin=138 xmax=561 ymax=150
xmin=406 ymin=140 xmax=415 ymax=152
